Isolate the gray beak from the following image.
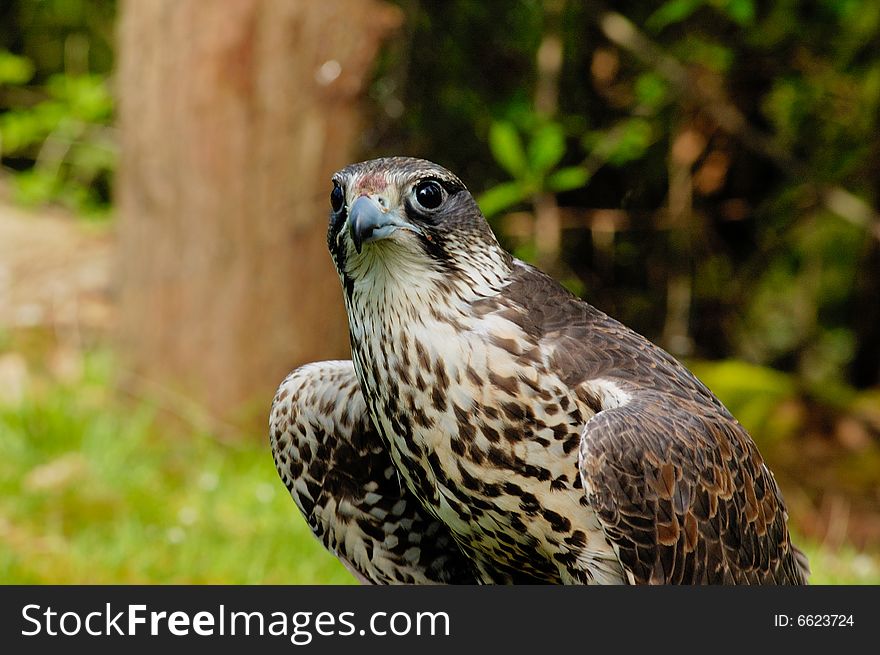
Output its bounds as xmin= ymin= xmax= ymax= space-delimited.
xmin=347 ymin=195 xmax=420 ymax=254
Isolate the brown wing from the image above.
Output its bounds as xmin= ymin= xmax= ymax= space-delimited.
xmin=270 ymin=360 xmax=477 ymax=584
xmin=579 ymin=392 xmax=809 ymax=584
xmin=490 ymin=261 xmax=808 ymax=584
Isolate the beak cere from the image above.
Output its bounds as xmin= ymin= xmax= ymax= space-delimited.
xmin=347 ymin=195 xmax=421 ymax=254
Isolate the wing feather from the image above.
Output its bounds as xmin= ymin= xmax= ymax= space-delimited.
xmin=578 ymin=393 xmax=809 ymax=584
xmin=270 ymin=360 xmax=477 ymax=584
xmin=495 ymin=261 xmax=808 ymax=584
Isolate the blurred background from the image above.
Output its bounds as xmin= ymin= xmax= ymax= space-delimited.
xmin=1 ymin=0 xmax=878 ymax=584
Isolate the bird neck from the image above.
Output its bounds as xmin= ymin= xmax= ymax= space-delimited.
xmin=345 ymin=239 xmax=514 ymax=321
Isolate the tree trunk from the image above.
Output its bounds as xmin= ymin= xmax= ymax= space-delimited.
xmin=115 ymin=0 xmax=400 ymax=429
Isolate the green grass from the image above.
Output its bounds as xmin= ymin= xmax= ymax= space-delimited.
xmin=0 ymin=349 xmax=877 ymax=584
xmin=0 ymin=350 xmax=353 ymax=584
xmin=796 ymin=541 xmax=880 ymax=585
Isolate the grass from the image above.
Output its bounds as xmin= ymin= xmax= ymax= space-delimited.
xmin=0 ymin=347 xmax=877 ymax=584
xmin=0 ymin=349 xmax=353 ymax=584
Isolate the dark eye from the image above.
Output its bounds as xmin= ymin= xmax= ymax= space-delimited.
xmin=414 ymin=180 xmax=444 ymax=210
xmin=330 ymin=183 xmax=345 ymax=212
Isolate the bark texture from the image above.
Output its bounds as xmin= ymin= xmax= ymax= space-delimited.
xmin=116 ymin=0 xmax=401 ymax=426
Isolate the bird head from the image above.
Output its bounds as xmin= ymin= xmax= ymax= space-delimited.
xmin=327 ymin=157 xmax=511 ymax=296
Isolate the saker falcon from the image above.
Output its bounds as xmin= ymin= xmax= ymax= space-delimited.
xmin=270 ymin=157 xmax=809 ymax=585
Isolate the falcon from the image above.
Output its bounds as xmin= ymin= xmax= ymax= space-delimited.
xmin=270 ymin=156 xmax=809 ymax=584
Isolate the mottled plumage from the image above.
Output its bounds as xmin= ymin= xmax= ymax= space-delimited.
xmin=270 ymin=360 xmax=477 ymax=583
xmin=271 ymin=156 xmax=808 ymax=585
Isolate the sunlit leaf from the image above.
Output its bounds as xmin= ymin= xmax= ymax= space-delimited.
xmin=0 ymin=50 xmax=35 ymax=85
xmin=527 ymin=122 xmax=565 ymax=174
xmin=0 ymin=105 xmax=63 ymax=153
xmin=477 ymin=180 xmax=529 ymax=217
xmin=513 ymin=241 xmax=537 ymax=264
xmin=634 ymin=72 xmax=670 ymax=108
xmin=646 ymin=0 xmax=703 ymax=31
xmin=47 ymin=74 xmax=114 ymax=122
xmin=546 ymin=166 xmax=590 ymax=192
xmin=488 ymin=121 xmax=528 ymax=178
xmin=11 ymin=169 xmax=58 ymax=207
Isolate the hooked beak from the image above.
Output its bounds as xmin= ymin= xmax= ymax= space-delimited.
xmin=347 ymin=195 xmax=421 ymax=254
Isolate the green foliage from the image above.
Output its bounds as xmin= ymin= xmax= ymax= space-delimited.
xmin=0 ymin=52 xmax=115 ymax=216
xmin=585 ymin=118 xmax=657 ymax=167
xmin=739 ymin=211 xmax=865 ymax=387
xmin=0 ymin=0 xmax=116 ymax=217
xmin=0 ymin=350 xmax=353 ymax=584
xmin=671 ymin=35 xmax=735 ymax=72
xmin=478 ymin=181 xmax=529 ymax=218
xmin=528 ymin=122 xmax=566 ymax=174
xmin=546 ymin=166 xmax=591 ymax=192
xmin=488 ymin=121 xmax=528 ymax=178
xmin=0 ymin=51 xmax=35 ymax=85
xmin=688 ymin=360 xmax=799 ymax=442
xmin=797 ymin=540 xmax=880 ymax=585
xmin=634 ymin=72 xmax=670 ymax=108
xmin=647 ymin=0 xmax=755 ymax=31
xmin=479 ymin=118 xmax=590 ymax=217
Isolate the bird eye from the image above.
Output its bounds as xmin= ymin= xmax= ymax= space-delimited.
xmin=414 ymin=180 xmax=444 ymax=210
xmin=330 ymin=183 xmax=345 ymax=212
